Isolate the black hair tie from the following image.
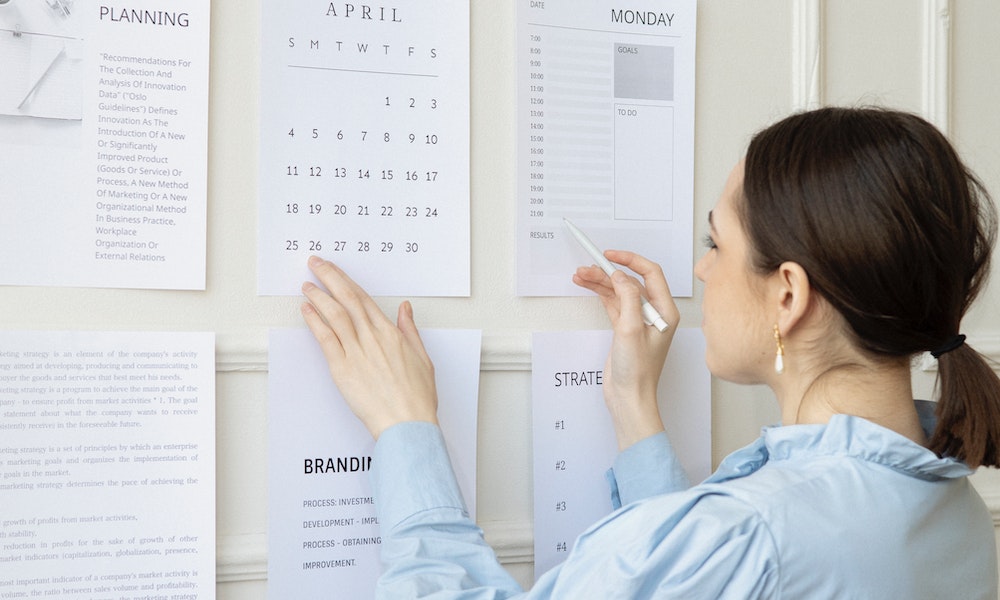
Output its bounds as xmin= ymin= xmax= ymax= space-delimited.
xmin=931 ymin=334 xmax=966 ymax=359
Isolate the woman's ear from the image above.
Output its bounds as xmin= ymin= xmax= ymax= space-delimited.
xmin=773 ymin=261 xmax=812 ymax=335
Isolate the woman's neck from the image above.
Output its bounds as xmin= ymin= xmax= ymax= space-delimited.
xmin=775 ymin=361 xmax=927 ymax=446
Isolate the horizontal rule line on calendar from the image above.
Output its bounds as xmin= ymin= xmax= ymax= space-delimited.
xmin=526 ymin=22 xmax=683 ymax=40
xmin=287 ymin=64 xmax=439 ymax=78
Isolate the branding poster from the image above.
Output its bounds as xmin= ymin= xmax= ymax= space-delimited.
xmin=267 ymin=328 xmax=480 ymax=599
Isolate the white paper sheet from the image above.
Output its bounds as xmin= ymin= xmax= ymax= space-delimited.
xmin=267 ymin=328 xmax=481 ymax=599
xmin=258 ymin=1 xmax=470 ymax=296
xmin=0 ymin=2 xmax=210 ymax=289
xmin=0 ymin=330 xmax=216 ymax=599
xmin=531 ymin=328 xmax=710 ymax=578
xmin=516 ymin=1 xmax=697 ymax=296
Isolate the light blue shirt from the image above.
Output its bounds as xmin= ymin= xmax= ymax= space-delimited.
xmin=371 ymin=406 xmax=997 ymax=599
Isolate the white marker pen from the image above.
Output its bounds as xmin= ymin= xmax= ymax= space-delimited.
xmin=564 ymin=218 xmax=669 ymax=332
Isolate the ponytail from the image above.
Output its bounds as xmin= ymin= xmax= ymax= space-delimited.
xmin=740 ymin=107 xmax=999 ymax=468
xmin=930 ymin=344 xmax=1000 ymax=468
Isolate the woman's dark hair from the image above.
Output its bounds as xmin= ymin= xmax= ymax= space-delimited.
xmin=741 ymin=106 xmax=1000 ymax=468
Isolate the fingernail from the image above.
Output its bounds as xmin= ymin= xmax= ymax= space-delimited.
xmin=308 ymin=255 xmax=323 ymax=267
xmin=301 ymin=281 xmax=315 ymax=292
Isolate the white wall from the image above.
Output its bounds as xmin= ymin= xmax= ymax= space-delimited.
xmin=4 ymin=1 xmax=998 ymax=597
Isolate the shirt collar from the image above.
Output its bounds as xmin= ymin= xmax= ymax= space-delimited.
xmin=708 ymin=401 xmax=973 ymax=484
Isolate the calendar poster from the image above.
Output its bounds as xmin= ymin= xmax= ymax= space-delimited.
xmin=0 ymin=1 xmax=210 ymax=289
xmin=259 ymin=1 xmax=471 ymax=297
xmin=531 ymin=328 xmax=710 ymax=578
xmin=516 ymin=1 xmax=697 ymax=296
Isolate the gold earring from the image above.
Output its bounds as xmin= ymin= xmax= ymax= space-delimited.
xmin=773 ymin=324 xmax=785 ymax=374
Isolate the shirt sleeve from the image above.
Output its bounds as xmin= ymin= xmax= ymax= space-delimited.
xmin=372 ymin=424 xmax=779 ymax=600
xmin=371 ymin=421 xmax=525 ymax=599
xmin=606 ymin=431 xmax=692 ymax=508
xmin=534 ymin=490 xmax=781 ymax=599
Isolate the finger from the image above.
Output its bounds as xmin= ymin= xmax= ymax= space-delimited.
xmin=396 ymin=301 xmax=434 ymax=369
xmin=307 ymin=256 xmax=388 ymax=332
xmin=573 ymin=264 xmax=612 ymax=286
xmin=604 ymin=250 xmax=679 ymax=327
xmin=573 ymin=277 xmax=623 ymax=325
xmin=604 ymin=250 xmax=673 ymax=301
xmin=300 ymin=301 xmax=347 ymax=366
xmin=608 ymin=270 xmax=646 ymax=330
xmin=572 ymin=265 xmax=615 ymax=297
xmin=301 ymin=280 xmax=361 ymax=351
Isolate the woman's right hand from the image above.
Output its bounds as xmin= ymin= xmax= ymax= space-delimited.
xmin=573 ymin=250 xmax=680 ymax=450
xmin=300 ymin=256 xmax=439 ymax=440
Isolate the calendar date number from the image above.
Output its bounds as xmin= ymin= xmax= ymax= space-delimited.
xmin=284 ymin=240 xmax=421 ymax=253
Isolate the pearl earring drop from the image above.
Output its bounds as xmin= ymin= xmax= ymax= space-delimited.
xmin=773 ymin=325 xmax=785 ymax=375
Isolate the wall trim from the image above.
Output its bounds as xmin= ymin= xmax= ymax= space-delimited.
xmin=479 ymin=331 xmax=533 ymax=372
xmin=217 ymin=499 xmax=1000 ymax=584
xmin=217 ymin=533 xmax=267 ymax=583
xmin=216 ymin=521 xmax=535 ymax=584
xmin=217 ymin=331 xmax=1000 ymax=375
xmin=482 ymin=519 xmax=536 ymax=567
xmin=980 ymin=490 xmax=1000 ymax=528
xmin=215 ymin=330 xmax=1000 ymax=582
xmin=215 ymin=331 xmax=534 ymax=373
xmin=921 ymin=0 xmax=951 ymax=133
xmin=791 ymin=0 xmax=823 ymax=111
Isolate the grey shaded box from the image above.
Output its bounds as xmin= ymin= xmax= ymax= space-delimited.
xmin=613 ymin=43 xmax=674 ymax=101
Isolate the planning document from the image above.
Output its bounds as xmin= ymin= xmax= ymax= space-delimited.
xmin=259 ymin=1 xmax=470 ymax=296
xmin=0 ymin=330 xmax=216 ymax=599
xmin=0 ymin=1 xmax=210 ymax=289
xmin=531 ymin=328 xmax=710 ymax=578
xmin=267 ymin=328 xmax=481 ymax=599
xmin=516 ymin=1 xmax=697 ymax=296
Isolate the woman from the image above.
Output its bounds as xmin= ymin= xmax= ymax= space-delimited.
xmin=300 ymin=107 xmax=1000 ymax=598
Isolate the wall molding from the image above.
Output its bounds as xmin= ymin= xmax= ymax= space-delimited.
xmin=984 ymin=491 xmax=1000 ymax=528
xmin=216 ymin=533 xmax=267 ymax=583
xmin=217 ymin=497 xmax=1000 ymax=584
xmin=215 ymin=331 xmax=534 ymax=374
xmin=791 ymin=0 xmax=954 ymax=128
xmin=215 ymin=330 xmax=1000 ymax=583
xmin=216 ymin=521 xmax=535 ymax=584
xmin=217 ymin=331 xmax=1000 ymax=376
xmin=921 ymin=0 xmax=951 ymax=133
xmin=791 ymin=0 xmax=823 ymax=111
